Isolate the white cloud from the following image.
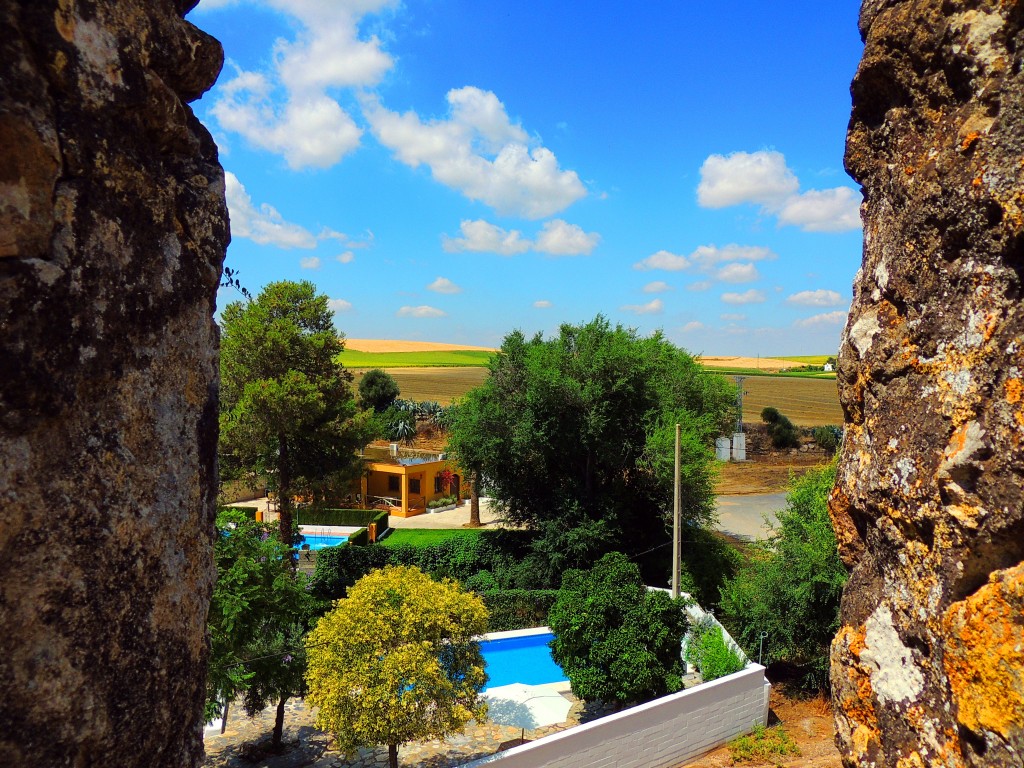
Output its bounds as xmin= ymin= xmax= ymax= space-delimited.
xmin=715 ymin=262 xmax=760 ymax=283
xmin=533 ymin=219 xmax=600 ymax=255
xmin=337 ymin=251 xmax=355 ymax=263
xmin=533 ymin=299 xmax=553 ymax=308
xmin=777 ymin=187 xmax=862 ymax=232
xmin=721 ymin=289 xmax=766 ymax=305
xmin=442 ymin=219 xmax=531 ymax=255
xmin=681 ymin=321 xmax=705 ymax=333
xmin=397 ymin=305 xmax=446 ymax=318
xmin=428 ymin=277 xmax=462 ymax=294
xmin=328 ymin=298 xmax=352 ymax=314
xmin=633 ymin=250 xmax=689 ymax=271
xmin=224 ymin=171 xmax=317 ymax=248
xmin=786 ymin=289 xmax=845 ymax=307
xmin=300 ymin=256 xmax=321 ymax=269
xmin=697 ymin=150 xmax=861 ymax=232
xmin=794 ymin=310 xmax=848 ymax=328
xmin=687 ymin=281 xmax=712 ymax=292
xmin=643 ymin=281 xmax=672 ymax=293
xmin=363 ymin=88 xmax=586 ymax=218
xmin=720 ymin=313 xmax=747 ymax=321
xmin=621 ymin=298 xmax=663 ymax=315
xmin=698 ymin=151 xmax=798 ymax=208
xmin=209 ymin=1 xmax=397 ymax=169
xmin=634 ymin=244 xmax=774 ymax=273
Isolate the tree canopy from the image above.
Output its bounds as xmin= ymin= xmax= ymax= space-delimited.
xmin=358 ymin=368 xmax=401 ymax=412
xmin=719 ymin=461 xmax=845 ymax=691
xmin=548 ymin=552 xmax=689 ymax=704
xmin=305 ymin=565 xmax=489 ymax=768
xmin=446 ymin=316 xmax=735 ymax=576
xmin=219 ymin=280 xmax=373 ymax=542
xmin=205 ymin=509 xmax=317 ymax=745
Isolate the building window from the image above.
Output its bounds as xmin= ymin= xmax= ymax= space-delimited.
xmin=434 ymin=475 xmax=443 ymax=493
xmin=409 ymin=478 xmax=421 ymax=494
xmin=387 ymin=475 xmax=400 ymax=492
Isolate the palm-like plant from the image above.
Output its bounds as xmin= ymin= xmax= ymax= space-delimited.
xmin=392 ymin=419 xmax=416 ymax=445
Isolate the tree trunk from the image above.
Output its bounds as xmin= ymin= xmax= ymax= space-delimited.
xmin=388 ymin=743 xmax=399 ymax=768
xmin=220 ymin=699 xmax=229 ymax=734
xmin=278 ymin=433 xmax=292 ymax=548
xmin=468 ymin=471 xmax=481 ymax=528
xmin=271 ymin=695 xmax=287 ymax=749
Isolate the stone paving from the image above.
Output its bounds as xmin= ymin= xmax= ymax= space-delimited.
xmin=203 ymin=695 xmax=619 ymax=768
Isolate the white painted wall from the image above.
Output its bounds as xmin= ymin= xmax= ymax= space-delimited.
xmin=461 ymin=664 xmax=770 ymax=768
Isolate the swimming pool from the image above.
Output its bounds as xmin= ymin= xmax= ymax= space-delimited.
xmin=480 ymin=630 xmax=567 ymax=688
xmin=297 ymin=533 xmax=349 ymax=551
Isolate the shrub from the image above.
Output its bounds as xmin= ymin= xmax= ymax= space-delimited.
xmin=296 ymin=508 xmax=389 ymax=532
xmin=548 ymin=552 xmax=688 ymax=704
xmin=729 ymin=724 xmax=800 ymax=763
xmin=308 ymin=543 xmax=390 ymax=600
xmin=719 ymin=462 xmax=845 ymax=692
xmin=358 ymin=368 xmax=400 ymax=412
xmin=685 ymin=619 xmax=746 ymax=681
xmin=218 ymin=505 xmax=259 ymax=520
xmin=812 ymin=425 xmax=842 ymax=454
xmin=761 ymin=406 xmax=800 ymax=449
xmin=427 ymin=495 xmax=457 ymax=509
xmin=480 ymin=589 xmax=558 ymax=632
xmin=348 ymin=527 xmax=369 ymax=546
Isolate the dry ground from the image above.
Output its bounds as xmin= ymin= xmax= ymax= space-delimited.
xmin=698 ymin=355 xmax=799 ymax=371
xmin=680 ymin=688 xmax=841 ymax=768
xmin=714 ymin=451 xmax=828 ymax=495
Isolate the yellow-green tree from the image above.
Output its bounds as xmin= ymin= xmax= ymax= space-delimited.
xmin=305 ymin=565 xmax=489 ymax=768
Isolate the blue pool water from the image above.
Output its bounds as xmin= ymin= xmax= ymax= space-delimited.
xmin=480 ymin=632 xmax=566 ymax=688
xmin=297 ymin=533 xmax=349 ymax=551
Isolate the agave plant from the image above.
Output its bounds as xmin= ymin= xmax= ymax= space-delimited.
xmin=391 ymin=418 xmax=417 ymax=445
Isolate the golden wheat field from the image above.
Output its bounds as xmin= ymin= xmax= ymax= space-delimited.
xmin=353 ymin=366 xmax=843 ymax=425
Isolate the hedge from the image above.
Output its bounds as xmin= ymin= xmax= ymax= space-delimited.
xmin=481 ymin=589 xmax=559 ymax=632
xmin=296 ymin=507 xmax=389 ymax=534
xmin=348 ymin=527 xmax=369 ymax=547
xmin=309 ymin=544 xmax=391 ymax=600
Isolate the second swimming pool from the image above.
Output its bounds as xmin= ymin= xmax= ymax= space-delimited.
xmin=480 ymin=630 xmax=567 ymax=688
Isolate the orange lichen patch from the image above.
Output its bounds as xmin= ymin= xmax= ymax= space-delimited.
xmin=852 ymin=724 xmax=880 ymax=759
xmin=943 ymin=562 xmax=1024 ymax=737
xmin=960 ymin=131 xmax=981 ymax=151
xmin=896 ymin=751 xmax=927 ymax=768
xmin=905 ymin=166 xmax=916 ymax=175
xmin=1006 ymin=378 xmax=1023 ymax=404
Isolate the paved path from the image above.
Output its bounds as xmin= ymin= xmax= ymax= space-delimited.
xmin=714 ymin=493 xmax=787 ymax=541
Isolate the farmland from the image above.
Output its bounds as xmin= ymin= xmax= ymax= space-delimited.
xmin=339 ymin=349 xmax=494 ymax=368
xmin=350 ymin=364 xmax=842 ymax=425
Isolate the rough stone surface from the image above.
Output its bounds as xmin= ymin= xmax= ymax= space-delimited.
xmin=0 ymin=2 xmax=227 ymax=766
xmin=831 ymin=2 xmax=1024 ymax=766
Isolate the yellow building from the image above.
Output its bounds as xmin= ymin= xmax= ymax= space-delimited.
xmin=359 ymin=445 xmax=461 ymax=518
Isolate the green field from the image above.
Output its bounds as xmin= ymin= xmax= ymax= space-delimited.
xmin=702 ymin=367 xmax=835 ymax=379
xmin=339 ymin=349 xmax=493 ymax=368
xmin=379 ymin=528 xmax=485 ymax=547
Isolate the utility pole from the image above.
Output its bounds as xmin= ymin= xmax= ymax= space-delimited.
xmin=672 ymin=423 xmax=681 ymax=599
xmin=734 ymin=376 xmax=746 ymax=433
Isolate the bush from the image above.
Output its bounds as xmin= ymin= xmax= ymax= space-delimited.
xmin=548 ymin=552 xmax=688 ymax=704
xmin=685 ymin=619 xmax=746 ymax=681
xmin=480 ymin=589 xmax=558 ymax=632
xmin=812 ymin=425 xmax=842 ymax=454
xmin=218 ymin=505 xmax=259 ymax=520
xmin=308 ymin=544 xmax=390 ymax=600
xmin=729 ymin=725 xmax=800 ymax=763
xmin=761 ymin=407 xmax=800 ymax=449
xmin=427 ymin=495 xmax=457 ymax=509
xmin=719 ymin=462 xmax=845 ymax=692
xmin=348 ymin=527 xmax=369 ymax=546
xmin=358 ymin=368 xmax=400 ymax=412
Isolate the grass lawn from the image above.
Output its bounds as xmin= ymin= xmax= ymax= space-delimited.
xmin=339 ymin=349 xmax=494 ymax=368
xmin=379 ymin=528 xmax=487 ymax=547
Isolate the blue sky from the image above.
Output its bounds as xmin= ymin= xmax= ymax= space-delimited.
xmin=188 ymin=0 xmax=865 ymax=355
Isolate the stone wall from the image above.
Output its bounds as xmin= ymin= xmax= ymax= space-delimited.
xmin=0 ymin=2 xmax=227 ymax=766
xmin=831 ymin=2 xmax=1024 ymax=766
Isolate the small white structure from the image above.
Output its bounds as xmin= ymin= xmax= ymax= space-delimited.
xmin=715 ymin=437 xmax=731 ymax=461
xmin=731 ymin=432 xmax=746 ymax=461
xmin=823 ymin=363 xmax=834 ymax=372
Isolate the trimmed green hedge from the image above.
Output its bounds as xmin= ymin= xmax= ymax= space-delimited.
xmin=348 ymin=527 xmax=369 ymax=546
xmin=296 ymin=508 xmax=389 ymax=534
xmin=481 ymin=589 xmax=559 ymax=632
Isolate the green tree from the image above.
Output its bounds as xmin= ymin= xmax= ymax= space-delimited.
xmin=306 ymin=565 xmax=488 ymax=768
xmin=446 ymin=316 xmax=735 ymax=577
xmin=358 ymin=368 xmax=401 ymax=412
xmin=219 ymin=280 xmax=373 ymax=544
xmin=206 ymin=509 xmax=318 ymax=746
xmin=719 ymin=462 xmax=845 ymax=691
xmin=548 ymin=552 xmax=689 ymax=704
xmin=761 ymin=406 xmax=800 ymax=449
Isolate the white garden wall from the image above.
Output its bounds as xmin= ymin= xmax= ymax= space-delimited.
xmin=462 ymin=663 xmax=770 ymax=768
